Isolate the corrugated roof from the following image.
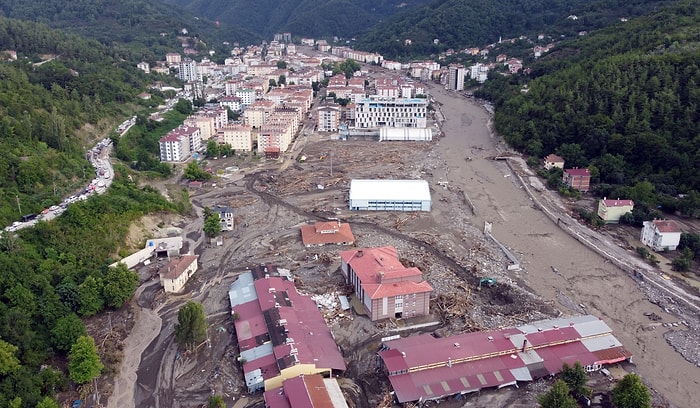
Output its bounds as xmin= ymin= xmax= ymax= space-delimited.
xmin=349 ymin=179 xmax=431 ymax=202
xmin=229 ymin=272 xmax=257 ymax=308
xmin=379 ymin=315 xmax=631 ymax=403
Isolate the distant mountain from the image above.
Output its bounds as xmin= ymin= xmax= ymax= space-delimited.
xmin=157 ymin=0 xmax=431 ymax=39
xmin=355 ymin=0 xmax=676 ymax=59
xmin=0 ymin=0 xmax=260 ymax=60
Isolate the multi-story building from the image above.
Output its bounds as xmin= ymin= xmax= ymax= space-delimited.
xmin=159 ymin=126 xmax=201 ymax=162
xmin=165 ymin=52 xmax=181 ymax=65
xmin=244 ymin=100 xmax=276 ymax=128
xmin=339 ymin=246 xmax=433 ymax=321
xmin=317 ymin=104 xmax=341 ymax=132
xmin=235 ymin=88 xmax=256 ymax=107
xmin=218 ymin=124 xmax=253 ymax=152
xmin=447 ymin=65 xmax=466 ymax=91
xmin=219 ymin=96 xmax=242 ymax=112
xmin=354 ymin=96 xmax=428 ymax=129
xmin=563 ymin=168 xmax=591 ymax=192
xmin=597 ymin=198 xmax=634 ymax=224
xmin=178 ymin=58 xmax=200 ymax=82
xmin=641 ymin=219 xmax=682 ymax=251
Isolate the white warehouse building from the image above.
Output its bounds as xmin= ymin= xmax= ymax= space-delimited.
xmin=349 ymin=179 xmax=431 ymax=212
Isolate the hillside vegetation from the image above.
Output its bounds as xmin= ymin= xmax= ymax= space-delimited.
xmin=477 ymin=0 xmax=700 ymax=217
xmin=158 ymin=0 xmax=430 ymax=38
xmin=0 ymin=0 xmax=259 ymax=60
xmin=356 ymin=0 xmax=675 ymax=60
xmin=0 ymin=17 xmax=191 ymax=406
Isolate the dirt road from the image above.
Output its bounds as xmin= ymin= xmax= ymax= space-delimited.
xmin=428 ymin=83 xmax=699 ymax=408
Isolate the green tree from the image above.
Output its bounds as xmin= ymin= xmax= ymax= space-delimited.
xmin=77 ymin=276 xmax=104 ymax=316
xmin=174 ymin=98 xmax=193 ymax=115
xmin=51 ymin=313 xmax=87 ymax=352
xmin=0 ymin=339 xmax=20 ymax=375
xmin=560 ymin=362 xmax=589 ymax=396
xmin=68 ymin=336 xmax=104 ymax=384
xmin=174 ymin=301 xmax=207 ymax=351
xmin=36 ymin=397 xmax=60 ymax=408
xmin=276 ymin=60 xmax=287 ymax=69
xmin=612 ymin=373 xmax=651 ymax=408
xmin=203 ymin=212 xmax=222 ymax=237
xmin=183 ymin=161 xmax=212 ymax=181
xmin=206 ymin=140 xmax=220 ymax=158
xmin=102 ymin=263 xmax=139 ymax=308
xmin=538 ymin=379 xmax=578 ymax=408
xmin=208 ymin=395 xmax=226 ymax=408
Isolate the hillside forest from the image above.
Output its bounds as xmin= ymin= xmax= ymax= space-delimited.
xmin=477 ymin=0 xmax=700 ymax=222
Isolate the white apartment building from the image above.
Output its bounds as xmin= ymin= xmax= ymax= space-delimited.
xmin=159 ymin=126 xmax=201 ymax=162
xmin=235 ymin=89 xmax=256 ymax=107
xmin=354 ymin=96 xmax=428 ymax=129
xmin=219 ymin=96 xmax=242 ymax=112
xmin=218 ymin=124 xmax=253 ymax=152
xmin=640 ymin=219 xmax=682 ymax=251
xmin=470 ymin=63 xmax=489 ymax=83
xmin=178 ymin=58 xmax=200 ymax=82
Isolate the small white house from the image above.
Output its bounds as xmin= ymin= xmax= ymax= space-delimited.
xmin=640 ymin=219 xmax=681 ymax=251
xmin=159 ymin=255 xmax=199 ymax=293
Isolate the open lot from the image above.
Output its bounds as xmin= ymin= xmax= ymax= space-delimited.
xmin=103 ymin=83 xmax=699 ymax=408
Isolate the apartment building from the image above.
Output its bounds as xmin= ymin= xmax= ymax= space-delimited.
xmin=218 ymin=124 xmax=253 ymax=152
xmin=354 ymin=96 xmax=428 ymax=129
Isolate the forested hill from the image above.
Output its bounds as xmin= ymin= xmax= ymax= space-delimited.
xmin=0 ymin=0 xmax=259 ymax=59
xmin=478 ymin=0 xmax=700 ymax=217
xmin=157 ymin=0 xmax=431 ymax=38
xmin=0 ymin=17 xmax=156 ymax=224
xmin=0 ymin=17 xmax=184 ymax=407
xmin=356 ymin=0 xmax=676 ymax=60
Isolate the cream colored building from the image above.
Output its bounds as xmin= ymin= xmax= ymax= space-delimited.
xmin=159 ymin=255 xmax=198 ymax=293
xmin=218 ymin=124 xmax=253 ymax=151
xmin=597 ymin=198 xmax=634 ymax=224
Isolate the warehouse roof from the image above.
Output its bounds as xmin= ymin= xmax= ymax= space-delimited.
xmin=349 ymin=179 xmax=431 ymax=201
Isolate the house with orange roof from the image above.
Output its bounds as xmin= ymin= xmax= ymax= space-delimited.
xmin=641 ymin=219 xmax=681 ymax=251
xmin=339 ymin=246 xmax=432 ymax=321
xmin=300 ymin=221 xmax=354 ymax=247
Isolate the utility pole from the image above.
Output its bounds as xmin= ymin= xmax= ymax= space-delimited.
xmin=330 ymin=152 xmax=334 ymax=178
xmin=15 ymin=195 xmax=21 ymax=215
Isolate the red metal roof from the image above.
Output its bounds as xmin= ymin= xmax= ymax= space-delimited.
xmin=378 ymin=316 xmax=631 ymax=403
xmin=564 ymin=168 xmax=590 ymax=176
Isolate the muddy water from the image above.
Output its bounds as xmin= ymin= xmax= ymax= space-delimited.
xmin=429 ymin=84 xmax=698 ymax=408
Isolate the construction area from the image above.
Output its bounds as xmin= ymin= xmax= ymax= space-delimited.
xmin=100 ymin=81 xmax=700 ymax=408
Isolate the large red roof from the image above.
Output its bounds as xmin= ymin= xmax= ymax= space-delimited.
xmin=378 ymin=315 xmax=631 ymax=403
xmin=339 ymin=246 xmax=433 ymax=299
xmin=653 ymin=219 xmax=680 ymax=233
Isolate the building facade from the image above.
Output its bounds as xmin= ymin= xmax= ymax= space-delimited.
xmin=317 ymin=104 xmax=341 ymax=132
xmin=641 ymin=219 xmax=681 ymax=251
xmin=597 ymin=198 xmax=634 ymax=224
xmin=159 ymin=255 xmax=198 ymax=293
xmin=349 ymin=179 xmax=431 ymax=212
xmin=563 ymin=168 xmax=591 ymax=192
xmin=159 ymin=126 xmax=202 ymax=162
xmin=543 ymin=154 xmax=565 ymax=170
xmin=354 ymin=96 xmax=427 ymax=129
xmin=218 ymin=124 xmax=253 ymax=152
xmin=339 ymin=246 xmax=432 ymax=321
xmin=447 ymin=65 xmax=466 ymax=91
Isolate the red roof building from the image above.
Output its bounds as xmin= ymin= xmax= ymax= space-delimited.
xmin=229 ymin=270 xmax=346 ymax=393
xmin=264 ymin=374 xmax=350 ymax=408
xmin=378 ymin=315 xmax=632 ymax=403
xmin=563 ymin=168 xmax=591 ymax=192
xmin=339 ymin=246 xmax=433 ymax=321
xmin=300 ymin=221 xmax=355 ymax=247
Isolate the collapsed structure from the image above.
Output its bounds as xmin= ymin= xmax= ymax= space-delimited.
xmin=378 ymin=315 xmax=632 ymax=403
